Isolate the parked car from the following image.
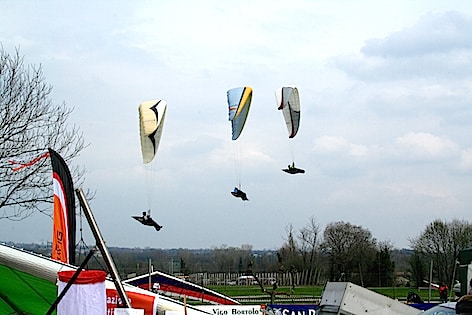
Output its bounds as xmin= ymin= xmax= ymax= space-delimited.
xmin=421 ymin=302 xmax=456 ymax=315
xmin=237 ymin=275 xmax=258 ymax=285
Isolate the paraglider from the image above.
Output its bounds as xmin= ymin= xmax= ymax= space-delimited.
xmin=276 ymin=86 xmax=305 ymax=175
xmin=283 ymin=162 xmax=305 ymax=174
xmin=231 ymin=187 xmax=249 ymax=201
xmin=132 ymin=211 xmax=163 ymax=231
xmin=134 ymin=99 xmax=167 ymax=230
xmin=227 ymin=86 xmax=252 ymax=200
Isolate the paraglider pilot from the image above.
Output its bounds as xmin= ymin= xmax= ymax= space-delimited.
xmin=231 ymin=187 xmax=249 ymax=201
xmin=283 ymin=162 xmax=305 ymax=174
xmin=133 ymin=211 xmax=163 ymax=231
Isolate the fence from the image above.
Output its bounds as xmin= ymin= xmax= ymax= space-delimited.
xmin=187 ymin=272 xmax=320 ymax=286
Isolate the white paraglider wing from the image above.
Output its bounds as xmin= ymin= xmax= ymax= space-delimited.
xmin=139 ymin=100 xmax=167 ymax=163
xmin=276 ymin=86 xmax=300 ymax=138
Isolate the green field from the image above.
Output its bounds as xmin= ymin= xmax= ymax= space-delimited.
xmin=208 ymin=285 xmax=444 ymax=303
xmin=209 ymin=285 xmax=321 ymax=297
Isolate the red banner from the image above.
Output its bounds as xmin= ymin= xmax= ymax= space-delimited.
xmin=106 ymin=289 xmax=156 ymax=315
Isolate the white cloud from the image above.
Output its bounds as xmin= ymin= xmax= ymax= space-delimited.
xmin=362 ymin=11 xmax=472 ymax=58
xmin=334 ymin=11 xmax=472 ymax=82
xmin=459 ymin=149 xmax=472 ymax=171
xmin=314 ymin=136 xmax=368 ymax=157
xmin=394 ymin=132 xmax=458 ymax=161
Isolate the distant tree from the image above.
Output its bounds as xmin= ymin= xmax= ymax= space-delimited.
xmin=409 ymin=251 xmax=426 ymax=288
xmin=212 ymin=244 xmax=236 ymax=272
xmin=178 ymin=249 xmax=197 ymax=274
xmin=322 ymin=221 xmax=377 ymax=285
xmin=409 ymin=219 xmax=472 ymax=285
xmin=0 ymin=47 xmax=87 ymax=220
xmin=391 ymin=248 xmax=414 ymax=273
xmin=378 ymin=242 xmax=395 ymax=286
xmin=365 ymin=241 xmax=395 ymax=287
xmin=180 ymin=258 xmax=187 ymax=275
xmin=211 ymin=244 xmax=253 ymax=273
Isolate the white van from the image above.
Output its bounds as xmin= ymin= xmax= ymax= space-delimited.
xmin=237 ymin=275 xmax=258 ymax=285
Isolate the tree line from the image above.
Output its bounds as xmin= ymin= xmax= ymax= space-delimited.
xmin=66 ymin=217 xmax=472 ymax=290
xmin=273 ymin=217 xmax=472 ymax=288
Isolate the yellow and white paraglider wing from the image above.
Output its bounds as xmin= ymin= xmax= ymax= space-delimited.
xmin=276 ymin=86 xmax=300 ymax=138
xmin=138 ymin=100 xmax=167 ymax=164
xmin=227 ymin=86 xmax=253 ymax=140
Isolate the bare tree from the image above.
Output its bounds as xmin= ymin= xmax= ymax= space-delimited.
xmin=270 ymin=224 xmax=299 ymax=295
xmin=279 ymin=223 xmax=300 ymax=269
xmin=0 ymin=47 xmax=87 ymax=220
xmin=322 ymin=221 xmax=377 ymax=285
xmin=409 ymin=219 xmax=472 ymax=285
xmin=298 ymin=216 xmax=323 ymax=285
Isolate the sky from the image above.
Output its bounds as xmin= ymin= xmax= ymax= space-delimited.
xmin=1 ymin=1 xmax=472 ymax=250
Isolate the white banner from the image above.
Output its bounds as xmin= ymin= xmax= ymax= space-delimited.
xmin=195 ymin=305 xmax=262 ymax=315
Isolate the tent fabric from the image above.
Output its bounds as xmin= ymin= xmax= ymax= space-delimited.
xmin=0 ymin=244 xmax=210 ymax=315
xmin=0 ymin=264 xmax=57 ymax=314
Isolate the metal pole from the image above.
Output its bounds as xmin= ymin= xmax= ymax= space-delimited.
xmin=148 ymin=258 xmax=152 ymax=291
xmin=75 ymin=188 xmax=132 ymax=308
xmin=449 ymin=260 xmax=458 ymax=301
xmin=429 ymin=259 xmax=433 ymax=303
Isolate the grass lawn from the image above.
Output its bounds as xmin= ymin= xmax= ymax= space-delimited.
xmin=208 ymin=285 xmax=443 ymax=303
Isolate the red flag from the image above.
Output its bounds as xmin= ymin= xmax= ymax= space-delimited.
xmin=8 ymin=151 xmax=50 ymax=171
xmin=8 ymin=149 xmax=76 ymax=264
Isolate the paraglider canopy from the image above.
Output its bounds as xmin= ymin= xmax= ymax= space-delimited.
xmin=227 ymin=86 xmax=253 ymax=140
xmin=139 ymin=100 xmax=167 ymax=164
xmin=275 ymin=86 xmax=300 ymax=138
